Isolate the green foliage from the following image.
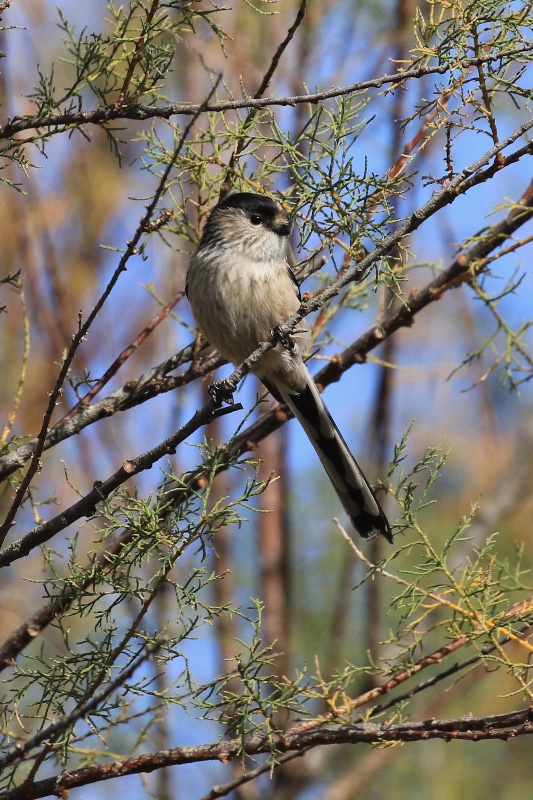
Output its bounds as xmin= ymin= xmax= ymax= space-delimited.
xmin=0 ymin=1 xmax=532 ymax=798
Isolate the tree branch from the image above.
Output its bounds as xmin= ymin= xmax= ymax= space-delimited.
xmin=0 ymin=170 xmax=531 ymax=574
xmin=0 ymin=638 xmax=165 ymax=771
xmin=0 ymin=80 xmax=221 ymax=544
xmin=0 ymin=399 xmax=240 ymax=569
xmin=1 ymin=44 xmax=532 ymax=139
xmin=3 ymin=708 xmax=533 ymax=800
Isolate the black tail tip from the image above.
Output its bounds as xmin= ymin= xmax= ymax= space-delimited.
xmin=352 ymin=513 xmax=393 ymax=543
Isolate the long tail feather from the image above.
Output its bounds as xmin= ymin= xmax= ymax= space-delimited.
xmin=277 ymin=373 xmax=392 ymax=541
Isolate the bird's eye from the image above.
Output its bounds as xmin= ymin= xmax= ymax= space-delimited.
xmin=250 ymin=214 xmax=262 ymax=225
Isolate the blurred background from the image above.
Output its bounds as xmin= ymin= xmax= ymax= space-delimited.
xmin=0 ymin=1 xmax=532 ymax=798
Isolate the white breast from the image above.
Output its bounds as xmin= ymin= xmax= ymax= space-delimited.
xmin=187 ymin=249 xmax=307 ymax=390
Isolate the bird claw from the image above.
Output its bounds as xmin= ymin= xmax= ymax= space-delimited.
xmin=271 ymin=325 xmax=296 ymax=353
xmin=208 ymin=380 xmax=235 ymax=407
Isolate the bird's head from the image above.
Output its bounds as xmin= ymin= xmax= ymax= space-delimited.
xmin=200 ymin=192 xmax=292 ymax=261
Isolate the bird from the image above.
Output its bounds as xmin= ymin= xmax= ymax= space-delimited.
xmin=186 ymin=191 xmax=392 ymax=542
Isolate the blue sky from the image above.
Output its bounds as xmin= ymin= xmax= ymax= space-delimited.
xmin=2 ymin=2 xmax=533 ymax=798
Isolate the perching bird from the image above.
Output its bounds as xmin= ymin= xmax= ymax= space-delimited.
xmin=186 ymin=191 xmax=391 ymax=541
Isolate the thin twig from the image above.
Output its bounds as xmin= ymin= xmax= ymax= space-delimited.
xmin=1 ymin=43 xmax=533 ymax=138
xmin=59 ymin=287 xmax=184 ymax=423
xmin=223 ymin=0 xmax=308 ymax=192
xmin=113 ymin=0 xmax=161 ymax=112
xmin=197 ymin=749 xmax=308 ymax=800
xmin=0 ymin=638 xmax=165 ymax=771
xmin=0 ymin=399 xmax=240 ymax=568
xmin=3 ymin=708 xmax=533 ymax=800
xmin=0 ymin=79 xmax=221 ymax=545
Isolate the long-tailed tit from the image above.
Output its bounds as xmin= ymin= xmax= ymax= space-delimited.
xmin=186 ymin=192 xmax=391 ymax=541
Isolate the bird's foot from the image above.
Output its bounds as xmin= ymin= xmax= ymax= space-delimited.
xmin=271 ymin=325 xmax=296 ymax=353
xmin=208 ymin=380 xmax=235 ymax=407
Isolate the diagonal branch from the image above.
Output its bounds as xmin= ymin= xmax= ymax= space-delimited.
xmin=59 ymin=287 xmax=184 ymax=423
xmin=0 ymin=81 xmax=220 ymax=544
xmin=0 ymin=342 xmax=223 ymax=480
xmin=222 ymin=0 xmax=308 ymax=190
xmin=0 ymin=638 xmax=165 ymax=771
xmin=0 ymin=170 xmax=531 ymax=563
xmin=0 ymin=399 xmax=240 ymax=569
xmin=0 ymin=178 xmax=532 ymax=670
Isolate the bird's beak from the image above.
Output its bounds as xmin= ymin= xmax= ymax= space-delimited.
xmin=273 ymin=215 xmax=291 ymax=236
